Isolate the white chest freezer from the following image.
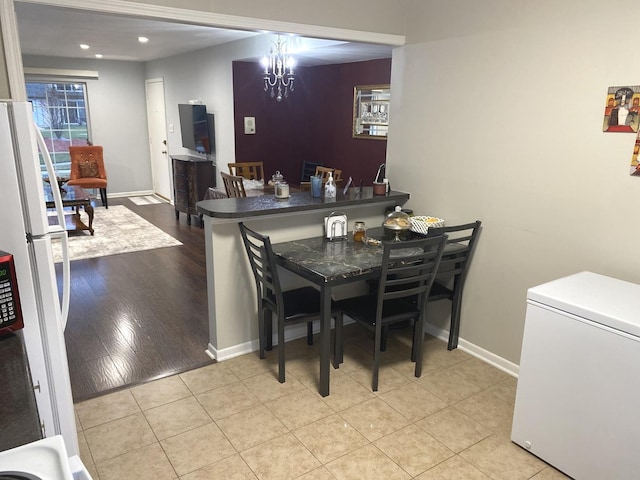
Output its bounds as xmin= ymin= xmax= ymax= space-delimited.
xmin=512 ymin=271 xmax=640 ymax=480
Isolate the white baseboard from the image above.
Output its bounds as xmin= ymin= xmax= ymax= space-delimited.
xmin=208 ymin=320 xmax=519 ymax=378
xmin=108 ymin=189 xmax=155 ymax=198
xmin=423 ymin=323 xmax=519 ymax=378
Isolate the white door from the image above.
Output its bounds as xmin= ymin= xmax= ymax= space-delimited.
xmin=145 ymin=78 xmax=171 ymax=200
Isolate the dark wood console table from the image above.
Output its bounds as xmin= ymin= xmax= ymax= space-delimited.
xmin=171 ymin=155 xmax=216 ymax=226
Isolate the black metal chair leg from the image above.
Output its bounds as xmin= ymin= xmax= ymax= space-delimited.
xmin=306 ymin=322 xmax=313 ymax=345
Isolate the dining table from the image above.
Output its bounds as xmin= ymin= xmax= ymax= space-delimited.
xmin=272 ymin=226 xmax=464 ymax=397
xmin=271 ymin=226 xmax=415 ymax=396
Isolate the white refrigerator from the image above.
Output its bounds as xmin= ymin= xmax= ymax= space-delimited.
xmin=0 ymin=101 xmax=77 ymax=455
xmin=512 ymin=271 xmax=640 ymax=479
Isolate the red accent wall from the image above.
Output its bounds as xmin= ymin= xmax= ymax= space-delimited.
xmin=233 ymin=59 xmax=391 ymax=186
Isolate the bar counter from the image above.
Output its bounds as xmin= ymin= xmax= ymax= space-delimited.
xmin=197 ymin=187 xmax=409 ymax=220
xmin=196 ymin=187 xmax=410 ymax=365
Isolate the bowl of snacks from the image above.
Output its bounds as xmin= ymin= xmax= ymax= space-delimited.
xmin=409 ymin=215 xmax=445 ymax=235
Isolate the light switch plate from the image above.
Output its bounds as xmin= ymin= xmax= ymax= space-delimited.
xmin=244 ymin=117 xmax=256 ymax=134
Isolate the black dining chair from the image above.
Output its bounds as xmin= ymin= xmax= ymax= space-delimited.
xmin=333 ymin=235 xmax=448 ymax=391
xmin=239 ymin=222 xmax=336 ymax=383
xmin=427 ymin=220 xmax=482 ymax=350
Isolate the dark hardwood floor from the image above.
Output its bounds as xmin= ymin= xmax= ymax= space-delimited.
xmin=57 ymin=197 xmax=214 ymax=403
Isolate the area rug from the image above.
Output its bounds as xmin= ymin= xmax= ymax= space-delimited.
xmin=51 ymin=205 xmax=182 ymax=262
xmin=129 ymin=195 xmax=164 ymax=205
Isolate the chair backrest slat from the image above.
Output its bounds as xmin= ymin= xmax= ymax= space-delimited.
xmin=428 ymin=221 xmax=481 ymax=283
xmin=377 ymin=235 xmax=448 ymax=313
xmin=221 ymin=171 xmax=247 ymax=198
xmin=239 ymin=222 xmax=283 ymax=308
xmin=228 ymin=162 xmax=264 ymax=181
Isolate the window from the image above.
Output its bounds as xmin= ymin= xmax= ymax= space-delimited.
xmin=26 ymin=81 xmax=90 ymax=177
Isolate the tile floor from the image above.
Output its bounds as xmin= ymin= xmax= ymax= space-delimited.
xmin=74 ymin=325 xmax=571 ymax=480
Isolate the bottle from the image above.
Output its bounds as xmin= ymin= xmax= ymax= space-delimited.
xmin=353 ymin=221 xmax=366 ymax=242
xmin=325 ymin=172 xmax=336 ymax=199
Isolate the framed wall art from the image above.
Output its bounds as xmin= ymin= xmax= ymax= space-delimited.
xmin=353 ymin=84 xmax=390 ymax=140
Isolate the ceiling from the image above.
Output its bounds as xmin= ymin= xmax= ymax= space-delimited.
xmin=15 ymin=3 xmax=393 ymax=65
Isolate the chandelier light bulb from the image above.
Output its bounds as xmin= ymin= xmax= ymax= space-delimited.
xmin=262 ymin=35 xmax=295 ymax=102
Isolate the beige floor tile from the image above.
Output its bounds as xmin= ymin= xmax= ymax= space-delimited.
xmin=422 ymin=340 xmax=474 ymax=369
xmin=284 ymin=356 xmax=322 ymax=389
xmin=85 ymin=412 xmax=156 ymax=464
xmin=241 ymin=432 xmax=321 ymax=480
xmin=347 ymin=362 xmax=414 ymax=392
xmin=326 ymin=444 xmax=411 ymax=480
xmin=216 ymin=404 xmax=288 ymax=451
xmin=130 ymin=375 xmax=192 ymax=410
xmin=161 ymin=423 xmax=236 ymax=476
xmin=85 ymin=462 xmax=101 ymax=480
xmin=339 ymin=398 xmax=410 ymax=442
xmin=417 ymin=407 xmax=491 ymax=453
xmin=380 ymin=382 xmax=447 ymax=422
xmin=453 ymin=389 xmax=514 ymax=431
xmin=144 ymin=396 xmax=212 ymax=440
xmin=459 ymin=434 xmax=546 ymax=480
xmin=242 ymin=370 xmax=306 ymax=402
xmin=196 ymin=380 xmax=261 ymax=420
xmin=179 ymin=362 xmax=239 ymax=395
xmin=293 ymin=413 xmax=369 ymax=464
xmin=265 ymin=389 xmax=334 ymax=430
xmin=321 ymin=373 xmax=375 ymax=412
xmin=179 ymin=454 xmax=258 ymax=480
xmin=375 ymin=424 xmax=454 ymax=477
xmin=77 ymin=430 xmax=94 ymax=468
xmin=95 ymin=443 xmax=176 ymax=480
xmin=530 ymin=466 xmax=573 ymax=479
xmin=75 ymin=389 xmax=141 ymax=429
xmin=416 ymin=369 xmax=483 ymax=405
xmin=448 ymin=358 xmax=511 ymax=389
xmin=295 ymin=466 xmax=336 ymax=480
xmin=224 ymin=351 xmax=277 ymax=380
xmin=414 ymin=455 xmax=491 ymax=479
xmin=485 ymin=376 xmax=518 ymax=407
xmin=75 ymin=410 xmax=82 ymax=432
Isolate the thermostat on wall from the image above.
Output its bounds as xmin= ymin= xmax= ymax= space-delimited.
xmin=244 ymin=117 xmax=256 ymax=134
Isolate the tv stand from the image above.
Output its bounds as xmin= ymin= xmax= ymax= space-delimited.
xmin=171 ymin=155 xmax=215 ymax=226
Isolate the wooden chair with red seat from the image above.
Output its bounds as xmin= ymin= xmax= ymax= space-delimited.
xmin=67 ymin=146 xmax=109 ymax=208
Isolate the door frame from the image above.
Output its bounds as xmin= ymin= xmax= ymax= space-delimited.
xmin=145 ymin=77 xmax=171 ymax=202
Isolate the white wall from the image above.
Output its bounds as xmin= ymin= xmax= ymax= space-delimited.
xmin=389 ymin=0 xmax=640 ymax=364
xmin=22 ymin=55 xmax=152 ymax=196
xmin=144 ymin=35 xmax=283 ymax=187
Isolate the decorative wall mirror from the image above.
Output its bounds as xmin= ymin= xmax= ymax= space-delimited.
xmin=353 ymin=84 xmax=390 ymax=140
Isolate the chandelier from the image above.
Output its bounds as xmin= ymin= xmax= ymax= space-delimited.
xmin=261 ymin=35 xmax=295 ymax=102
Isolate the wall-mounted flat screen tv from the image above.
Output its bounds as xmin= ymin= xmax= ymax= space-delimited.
xmin=178 ymin=104 xmax=212 ymax=154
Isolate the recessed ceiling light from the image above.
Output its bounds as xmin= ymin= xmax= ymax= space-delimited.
xmin=80 ymin=44 xmax=90 ymax=50
xmin=95 ymin=54 xmax=103 ymax=59
xmin=138 ymin=36 xmax=149 ymax=43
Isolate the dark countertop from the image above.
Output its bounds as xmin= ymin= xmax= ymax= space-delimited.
xmin=196 ymin=187 xmax=410 ymax=219
xmin=0 ymin=332 xmax=42 ymax=451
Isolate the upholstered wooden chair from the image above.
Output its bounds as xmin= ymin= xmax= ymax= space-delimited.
xmin=220 ymin=171 xmax=247 ymax=198
xmin=228 ymin=162 xmax=264 ymax=181
xmin=67 ymin=146 xmax=108 ymax=207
